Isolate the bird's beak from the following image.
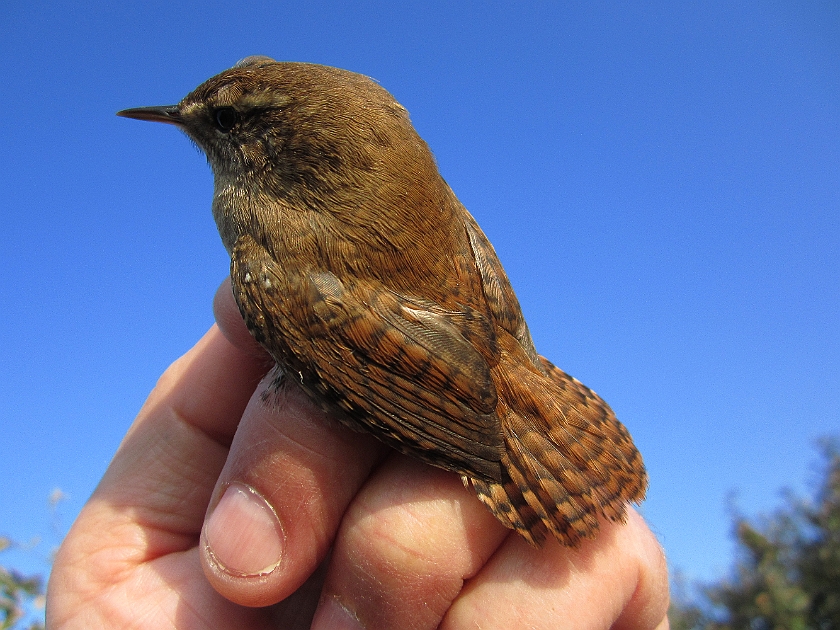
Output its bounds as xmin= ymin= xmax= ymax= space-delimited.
xmin=117 ymin=105 xmax=182 ymax=125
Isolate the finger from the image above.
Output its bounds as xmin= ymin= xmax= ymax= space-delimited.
xmin=213 ymin=276 xmax=270 ymax=361
xmin=48 ymin=323 xmax=269 ymax=626
xmin=609 ymin=511 xmax=670 ymax=630
xmin=309 ymin=455 xmax=510 ymax=629
xmin=203 ymin=280 xmax=390 ymax=607
xmin=442 ymin=508 xmax=670 ymax=630
xmin=95 ymin=321 xmax=266 ymax=542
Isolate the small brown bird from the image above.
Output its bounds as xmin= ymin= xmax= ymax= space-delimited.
xmin=118 ymin=56 xmax=646 ymax=546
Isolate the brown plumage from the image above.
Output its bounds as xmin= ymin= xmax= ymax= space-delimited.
xmin=118 ymin=56 xmax=647 ymax=546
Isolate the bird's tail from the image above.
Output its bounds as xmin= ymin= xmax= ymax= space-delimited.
xmin=466 ymin=344 xmax=647 ymax=546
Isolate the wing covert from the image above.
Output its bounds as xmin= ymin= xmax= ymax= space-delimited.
xmin=230 ymin=233 xmax=505 ymax=481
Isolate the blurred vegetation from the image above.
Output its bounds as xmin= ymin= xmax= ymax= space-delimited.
xmin=670 ymin=438 xmax=840 ymax=630
xmin=0 ymin=538 xmax=44 ymax=630
xmin=1 ymin=489 xmax=64 ymax=630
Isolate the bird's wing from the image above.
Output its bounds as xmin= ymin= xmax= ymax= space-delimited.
xmin=229 ymin=233 xmax=505 ymax=481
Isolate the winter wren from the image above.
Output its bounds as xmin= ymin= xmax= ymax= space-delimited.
xmin=118 ymin=56 xmax=647 ymax=546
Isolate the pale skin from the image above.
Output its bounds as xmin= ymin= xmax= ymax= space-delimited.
xmin=46 ymin=279 xmax=670 ymax=629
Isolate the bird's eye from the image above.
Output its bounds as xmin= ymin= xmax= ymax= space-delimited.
xmin=214 ymin=107 xmax=239 ymax=132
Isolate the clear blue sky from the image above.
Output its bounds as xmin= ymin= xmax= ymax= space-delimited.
xmin=2 ymin=1 xmax=838 ymax=590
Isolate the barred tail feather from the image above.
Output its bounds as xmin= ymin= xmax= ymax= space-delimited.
xmin=466 ymin=339 xmax=648 ymax=547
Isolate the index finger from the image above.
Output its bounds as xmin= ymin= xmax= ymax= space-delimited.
xmin=48 ymin=317 xmax=283 ymax=628
xmin=95 ymin=320 xmax=268 ymax=536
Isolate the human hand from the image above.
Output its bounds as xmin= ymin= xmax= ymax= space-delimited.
xmin=47 ymin=279 xmax=670 ymax=629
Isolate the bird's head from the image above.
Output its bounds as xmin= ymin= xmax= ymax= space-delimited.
xmin=119 ymin=57 xmax=434 ymax=208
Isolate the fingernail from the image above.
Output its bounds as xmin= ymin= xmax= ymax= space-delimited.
xmin=203 ymin=483 xmax=284 ymax=576
xmin=311 ymin=597 xmax=365 ymax=630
